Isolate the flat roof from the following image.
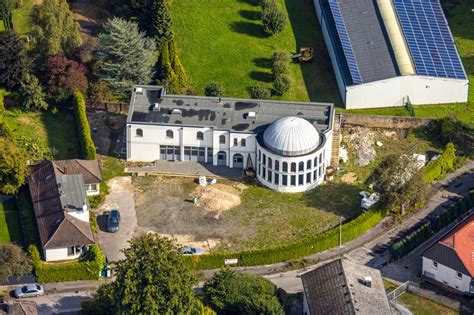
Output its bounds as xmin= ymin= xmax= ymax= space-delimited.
xmin=127 ymin=85 xmax=334 ymax=134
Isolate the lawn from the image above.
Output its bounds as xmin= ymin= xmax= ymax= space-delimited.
xmin=171 ymin=0 xmax=340 ymax=103
xmin=345 ymin=0 xmax=474 ymax=126
xmin=3 ymin=109 xmax=80 ymax=161
xmin=397 ymin=292 xmax=458 ymax=315
xmin=0 ymin=198 xmax=23 ymax=245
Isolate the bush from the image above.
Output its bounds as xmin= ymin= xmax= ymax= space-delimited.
xmin=262 ymin=4 xmax=287 ymax=36
xmin=73 ymin=91 xmax=96 ymax=160
xmin=271 ymin=50 xmax=289 ymax=74
xmin=248 ymin=85 xmax=271 ymax=99
xmin=204 ymin=82 xmax=225 ymax=97
xmin=422 ymin=142 xmax=455 ymax=183
xmin=273 ymin=73 xmax=290 ymax=95
xmin=28 ymin=244 xmax=105 ymax=283
xmin=185 ymin=208 xmax=385 ymax=270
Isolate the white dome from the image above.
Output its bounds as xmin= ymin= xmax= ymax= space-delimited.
xmin=263 ymin=117 xmax=320 ymax=156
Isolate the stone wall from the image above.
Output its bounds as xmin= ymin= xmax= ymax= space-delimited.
xmin=339 ymin=113 xmax=432 ymax=129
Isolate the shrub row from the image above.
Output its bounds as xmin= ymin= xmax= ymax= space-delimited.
xmin=271 ymin=51 xmax=290 ymax=95
xmin=390 ymin=191 xmax=474 ymax=260
xmin=185 ymin=208 xmax=385 ymax=270
xmin=29 ymin=244 xmax=105 ymax=283
xmin=73 ymin=91 xmax=96 ymax=160
xmin=260 ymin=0 xmax=287 ymax=36
xmin=422 ymin=142 xmax=455 ymax=183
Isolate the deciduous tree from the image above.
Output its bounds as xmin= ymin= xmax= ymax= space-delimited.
xmin=0 ymin=243 xmax=33 ymax=280
xmin=0 ymin=30 xmax=32 ymax=89
xmin=0 ymin=138 xmax=27 ymax=195
xmin=96 ymin=17 xmax=154 ymax=93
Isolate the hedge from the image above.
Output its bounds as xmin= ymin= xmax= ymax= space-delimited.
xmin=390 ymin=190 xmax=474 ymax=260
xmin=28 ymin=244 xmax=105 ymax=283
xmin=185 ymin=208 xmax=385 ymax=270
xmin=73 ymin=91 xmax=96 ymax=160
xmin=422 ymin=142 xmax=455 ymax=183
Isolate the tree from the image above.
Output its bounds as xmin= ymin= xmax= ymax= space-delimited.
xmin=261 ymin=2 xmax=287 ymax=36
xmin=31 ymin=0 xmax=82 ymax=57
xmin=137 ymin=0 xmax=174 ymax=49
xmin=248 ymin=85 xmax=271 ymax=99
xmin=82 ymin=235 xmax=201 ymax=314
xmin=96 ymin=17 xmax=155 ymax=93
xmin=0 ymin=119 xmax=14 ymax=140
xmin=203 ymin=268 xmax=284 ymax=315
xmin=0 ymin=30 xmax=32 ymax=89
xmin=0 ymin=138 xmax=27 ymax=195
xmin=0 ymin=0 xmax=13 ymax=30
xmin=155 ymin=40 xmax=188 ymax=93
xmin=91 ymin=81 xmax=113 ymax=105
xmin=204 ymin=82 xmax=225 ymax=97
xmin=18 ymin=74 xmax=48 ymax=111
xmin=45 ymin=55 xmax=88 ymax=104
xmin=0 ymin=243 xmax=33 ymax=280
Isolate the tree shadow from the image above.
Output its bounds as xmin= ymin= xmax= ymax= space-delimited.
xmin=41 ymin=110 xmax=81 ymax=160
xmin=236 ymin=0 xmax=259 ymax=6
xmin=249 ymin=70 xmax=273 ymax=83
xmin=239 ymin=9 xmax=261 ymax=21
xmin=229 ymin=21 xmax=267 ymax=39
xmin=253 ymin=57 xmax=272 ymax=69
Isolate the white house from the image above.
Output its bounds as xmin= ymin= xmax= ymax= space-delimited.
xmin=27 ymin=160 xmax=101 ymax=261
xmin=126 ymin=85 xmax=335 ymax=193
xmin=422 ymin=213 xmax=474 ymax=294
xmin=313 ymin=0 xmax=469 ymax=109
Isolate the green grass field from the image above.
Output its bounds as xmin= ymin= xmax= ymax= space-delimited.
xmin=0 ymin=198 xmax=23 ymax=244
xmin=3 ymin=109 xmax=80 ymax=161
xmin=172 ymin=0 xmax=340 ymax=102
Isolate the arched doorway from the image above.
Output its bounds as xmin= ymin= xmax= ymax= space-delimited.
xmin=217 ymin=151 xmax=227 ymax=166
xmin=233 ymin=153 xmax=244 ymax=168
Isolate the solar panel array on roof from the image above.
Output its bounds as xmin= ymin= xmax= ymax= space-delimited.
xmin=394 ymin=0 xmax=466 ymax=80
xmin=327 ymin=0 xmax=363 ymax=85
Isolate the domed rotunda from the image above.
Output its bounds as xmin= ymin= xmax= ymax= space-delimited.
xmin=256 ymin=117 xmax=329 ymax=193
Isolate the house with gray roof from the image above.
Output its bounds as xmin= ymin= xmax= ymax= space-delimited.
xmin=27 ymin=160 xmax=101 ymax=261
xmin=301 ymin=258 xmax=391 ymax=315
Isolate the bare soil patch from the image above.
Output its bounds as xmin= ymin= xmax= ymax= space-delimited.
xmin=193 ymin=183 xmax=246 ymax=219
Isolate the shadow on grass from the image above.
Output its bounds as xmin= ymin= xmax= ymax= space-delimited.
xmin=302 ymin=182 xmax=362 ymax=218
xmin=41 ymin=110 xmax=81 ymax=160
xmin=285 ymin=0 xmax=342 ymax=105
xmin=236 ymin=0 xmax=259 ymax=6
xmin=249 ymin=70 xmax=273 ymax=82
xmin=0 ymin=198 xmax=24 ymax=245
xmin=253 ymin=57 xmax=272 ymax=69
xmin=229 ymin=21 xmax=267 ymax=38
xmin=239 ymin=9 xmax=261 ymax=21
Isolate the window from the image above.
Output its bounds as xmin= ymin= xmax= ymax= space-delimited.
xmin=219 ymin=135 xmax=226 ymax=144
xmin=457 ymin=272 xmax=463 ymax=279
xmin=282 ymin=162 xmax=288 ymax=172
xmin=263 ymin=154 xmax=266 ymax=166
xmin=268 ymin=157 xmax=272 ymax=169
xmin=432 ymin=261 xmax=438 ymax=269
xmin=275 ymin=160 xmax=279 ymax=171
xmin=67 ymin=245 xmax=83 ymax=256
xmin=313 ymin=170 xmax=317 ymax=180
xmin=166 ymin=130 xmax=174 ymax=139
xmin=282 ymin=175 xmax=288 ymax=185
xmin=241 ymin=139 xmax=246 ymax=147
xmin=85 ymin=184 xmax=98 ymax=192
xmin=307 ymin=160 xmax=312 ymax=170
xmin=258 ymin=150 xmax=261 ymax=162
xmin=291 ymin=162 xmax=296 ymax=172
xmin=268 ymin=170 xmax=272 ymax=182
xmin=197 ymin=131 xmax=204 ymax=140
xmin=233 ymin=138 xmax=238 ymax=146
xmin=291 ymin=175 xmax=296 ymax=186
xmin=314 ymin=157 xmax=318 ymax=167
xmin=299 ymin=161 xmax=304 ymax=172
xmin=319 ymin=153 xmax=322 ymax=164
xmin=274 ymin=173 xmax=279 ymax=185
xmin=306 ymin=172 xmax=311 ymax=184
xmin=262 ymin=167 xmax=266 ymax=180
xmin=299 ymin=174 xmax=304 ymax=185
xmin=136 ymin=128 xmax=143 ymax=137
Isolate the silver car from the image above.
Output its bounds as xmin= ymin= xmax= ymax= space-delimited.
xmin=13 ymin=284 xmax=44 ymax=298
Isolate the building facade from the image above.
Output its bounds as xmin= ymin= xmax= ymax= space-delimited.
xmin=126 ymin=85 xmax=334 ymax=193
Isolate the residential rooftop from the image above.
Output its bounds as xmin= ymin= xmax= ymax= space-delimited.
xmin=127 ymin=85 xmax=334 ymax=134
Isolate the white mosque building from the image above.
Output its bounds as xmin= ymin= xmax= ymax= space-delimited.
xmin=126 ymin=85 xmax=334 ymax=193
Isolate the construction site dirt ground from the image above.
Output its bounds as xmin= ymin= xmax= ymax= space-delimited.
xmin=132 ymin=176 xmax=361 ymax=253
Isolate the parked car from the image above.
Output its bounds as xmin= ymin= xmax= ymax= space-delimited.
xmin=181 ymin=246 xmax=204 ymax=255
xmin=107 ymin=210 xmax=121 ymax=233
xmin=13 ymin=284 xmax=44 ymax=298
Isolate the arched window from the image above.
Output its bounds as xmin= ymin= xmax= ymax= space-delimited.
xmin=196 ymin=131 xmax=204 ymax=140
xmin=307 ymin=160 xmax=312 ymax=170
xmin=268 ymin=157 xmax=273 ymax=169
xmin=233 ymin=138 xmax=238 ymax=146
xmin=219 ymin=135 xmax=225 ymax=144
xmin=291 ymin=162 xmax=296 ymax=172
xmin=314 ymin=157 xmax=318 ymax=167
xmin=282 ymin=162 xmax=288 ymax=172
xmin=166 ymin=130 xmax=174 ymax=139
xmin=136 ymin=128 xmax=143 ymax=137
xmin=241 ymin=139 xmax=246 ymax=147
xmin=275 ymin=160 xmax=280 ymax=171
xmin=299 ymin=161 xmax=304 ymax=172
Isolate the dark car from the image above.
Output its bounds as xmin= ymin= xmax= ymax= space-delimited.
xmin=13 ymin=284 xmax=44 ymax=298
xmin=107 ymin=210 xmax=121 ymax=233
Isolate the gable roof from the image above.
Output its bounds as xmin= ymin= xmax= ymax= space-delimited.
xmin=27 ymin=160 xmax=95 ymax=248
xmin=301 ymin=258 xmax=391 ymax=315
xmin=52 ymin=159 xmax=102 ymax=184
xmin=422 ymin=213 xmax=474 ymax=277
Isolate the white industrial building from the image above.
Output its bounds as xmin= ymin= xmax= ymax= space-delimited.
xmin=126 ymin=85 xmax=335 ymax=193
xmin=313 ymin=0 xmax=469 ymax=109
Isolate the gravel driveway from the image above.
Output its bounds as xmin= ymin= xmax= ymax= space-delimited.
xmin=97 ymin=177 xmax=138 ymax=262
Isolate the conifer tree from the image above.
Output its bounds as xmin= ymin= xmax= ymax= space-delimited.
xmin=0 ymin=30 xmax=32 ymax=89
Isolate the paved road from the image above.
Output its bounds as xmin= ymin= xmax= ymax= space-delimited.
xmin=20 ymin=291 xmax=93 ymax=315
xmin=97 ymin=177 xmax=138 ymax=262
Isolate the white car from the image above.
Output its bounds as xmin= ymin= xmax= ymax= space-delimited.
xmin=13 ymin=284 xmax=44 ymax=298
